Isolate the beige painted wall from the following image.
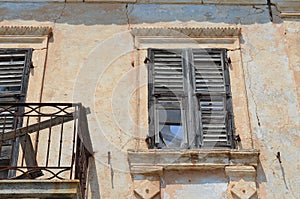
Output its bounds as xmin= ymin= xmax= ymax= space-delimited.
xmin=0 ymin=2 xmax=299 ymax=199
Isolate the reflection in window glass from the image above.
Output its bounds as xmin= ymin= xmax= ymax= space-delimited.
xmin=157 ymin=100 xmax=184 ymax=148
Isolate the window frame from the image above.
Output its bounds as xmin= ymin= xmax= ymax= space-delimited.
xmin=148 ymin=48 xmax=236 ymax=149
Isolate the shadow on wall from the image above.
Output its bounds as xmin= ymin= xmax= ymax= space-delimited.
xmin=256 ymin=159 xmax=267 ymax=187
xmin=0 ymin=3 xmax=283 ymax=26
xmin=87 ymin=156 xmax=102 ymax=199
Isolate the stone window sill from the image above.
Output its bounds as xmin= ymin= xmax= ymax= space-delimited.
xmin=128 ymin=149 xmax=259 ymax=175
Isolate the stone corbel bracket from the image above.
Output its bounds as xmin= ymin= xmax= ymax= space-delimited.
xmin=225 ymin=166 xmax=258 ymax=199
xmin=131 ymin=27 xmax=241 ymax=50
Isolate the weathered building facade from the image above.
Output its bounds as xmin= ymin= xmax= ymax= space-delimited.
xmin=0 ymin=0 xmax=299 ymax=198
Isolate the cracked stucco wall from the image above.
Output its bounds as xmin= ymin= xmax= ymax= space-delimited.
xmin=0 ymin=2 xmax=299 ymax=199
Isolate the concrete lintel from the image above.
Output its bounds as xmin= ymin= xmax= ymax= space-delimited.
xmin=0 ymin=180 xmax=82 ymax=199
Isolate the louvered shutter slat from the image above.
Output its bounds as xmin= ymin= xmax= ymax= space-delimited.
xmin=194 ymin=58 xmax=222 ymax=62
xmin=0 ymin=67 xmax=24 ymax=71
xmin=0 ymin=71 xmax=24 ymax=76
xmin=0 ymin=54 xmax=25 ymax=58
xmin=0 ymin=81 xmax=22 ymax=87
xmin=0 ymin=61 xmax=25 ymax=66
xmin=0 ymin=74 xmax=24 ymax=78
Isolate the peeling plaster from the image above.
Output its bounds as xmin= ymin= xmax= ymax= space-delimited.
xmin=0 ymin=3 xmax=299 ymax=199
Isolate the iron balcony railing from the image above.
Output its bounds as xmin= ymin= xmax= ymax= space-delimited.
xmin=0 ymin=103 xmax=92 ymax=199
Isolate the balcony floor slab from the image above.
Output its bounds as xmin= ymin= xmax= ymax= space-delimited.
xmin=0 ymin=180 xmax=82 ymax=199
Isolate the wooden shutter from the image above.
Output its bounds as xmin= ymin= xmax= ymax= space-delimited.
xmin=192 ymin=49 xmax=233 ymax=147
xmin=0 ymin=49 xmax=33 ymax=178
xmin=148 ymin=49 xmax=186 ymax=148
xmin=0 ymin=49 xmax=32 ymax=132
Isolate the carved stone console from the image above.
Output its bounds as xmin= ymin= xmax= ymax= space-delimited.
xmin=133 ymin=176 xmax=161 ymax=199
xmin=226 ymin=166 xmax=257 ymax=199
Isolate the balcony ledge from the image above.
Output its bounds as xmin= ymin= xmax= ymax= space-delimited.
xmin=0 ymin=180 xmax=82 ymax=199
xmin=128 ymin=149 xmax=260 ymax=175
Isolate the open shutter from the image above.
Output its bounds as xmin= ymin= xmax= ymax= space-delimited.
xmin=0 ymin=49 xmax=31 ymax=102
xmin=0 ymin=49 xmax=34 ymax=178
xmin=149 ymin=49 xmax=186 ymax=148
xmin=192 ymin=49 xmax=232 ymax=147
xmin=0 ymin=49 xmax=31 ymax=132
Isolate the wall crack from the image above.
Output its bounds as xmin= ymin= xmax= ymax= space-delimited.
xmin=125 ymin=4 xmax=132 ymax=30
xmin=125 ymin=3 xmax=134 ymax=30
xmin=267 ymin=0 xmax=273 ymax=22
xmin=53 ymin=2 xmax=67 ymax=28
xmin=244 ymin=56 xmax=261 ymax=128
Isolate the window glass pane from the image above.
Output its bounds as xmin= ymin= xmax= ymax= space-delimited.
xmin=157 ymin=98 xmax=184 ymax=148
